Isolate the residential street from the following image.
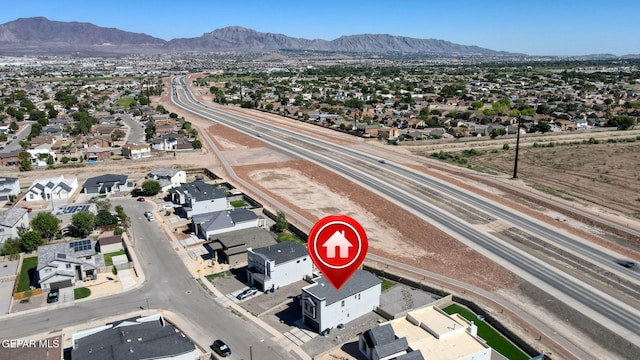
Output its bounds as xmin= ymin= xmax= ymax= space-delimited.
xmin=0 ymin=198 xmax=282 ymax=359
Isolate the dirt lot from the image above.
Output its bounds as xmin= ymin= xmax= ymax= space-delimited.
xmin=413 ymin=140 xmax=640 ymax=219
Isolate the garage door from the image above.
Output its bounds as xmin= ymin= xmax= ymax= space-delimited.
xmin=51 ymin=280 xmax=73 ymax=290
xmin=303 ymin=315 xmax=319 ymax=333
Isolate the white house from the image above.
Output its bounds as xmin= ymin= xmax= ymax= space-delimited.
xmin=37 ymin=239 xmax=105 ymax=290
xmin=246 ymin=241 xmax=312 ymax=292
xmin=71 ymin=314 xmax=196 ymax=360
xmin=26 ymin=145 xmax=56 ymax=167
xmin=169 ymin=180 xmax=228 ymax=218
xmin=359 ymin=305 xmax=494 ymax=360
xmin=146 ymin=168 xmax=187 ymax=192
xmin=25 ymin=176 xmax=78 ymax=202
xmin=191 ymin=208 xmax=262 ymax=239
xmin=0 ymin=177 xmax=20 ymax=201
xmin=301 ymin=270 xmax=381 ymax=334
xmin=0 ymin=207 xmax=29 ymax=245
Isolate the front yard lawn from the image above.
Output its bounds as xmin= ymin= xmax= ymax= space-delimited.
xmin=103 ymin=250 xmax=126 ymax=267
xmin=74 ymin=287 xmax=91 ymax=300
xmin=17 ymin=257 xmax=38 ymax=292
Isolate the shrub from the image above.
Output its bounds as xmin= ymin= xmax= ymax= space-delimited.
xmin=502 ymin=143 xmax=510 ymax=150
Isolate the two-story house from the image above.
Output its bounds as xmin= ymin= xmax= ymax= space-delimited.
xmin=246 ymin=241 xmax=312 ymax=292
xmin=146 ymin=168 xmax=186 ymax=192
xmin=37 ymin=239 xmax=105 ymax=290
xmin=169 ymin=180 xmax=228 ymax=218
xmin=121 ymin=143 xmax=151 ymax=159
xmin=301 ymin=270 xmax=381 ymax=334
xmin=84 ymin=145 xmax=111 ymax=162
xmin=0 ymin=207 xmax=29 ymax=245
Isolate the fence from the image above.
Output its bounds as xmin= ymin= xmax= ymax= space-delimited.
xmin=363 ymin=264 xmax=546 ymax=359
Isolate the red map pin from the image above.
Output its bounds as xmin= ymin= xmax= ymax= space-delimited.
xmin=307 ymin=215 xmax=368 ymax=290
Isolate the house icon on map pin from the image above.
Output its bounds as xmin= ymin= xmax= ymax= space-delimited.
xmin=322 ymin=230 xmax=353 ymax=258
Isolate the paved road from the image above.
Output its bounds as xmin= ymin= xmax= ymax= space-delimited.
xmin=120 ymin=114 xmax=146 ymax=144
xmin=171 ymin=76 xmax=640 ymax=350
xmin=0 ymin=199 xmax=275 ymax=359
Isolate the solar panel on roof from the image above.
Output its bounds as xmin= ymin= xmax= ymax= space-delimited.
xmin=70 ymin=239 xmax=92 ymax=252
xmin=57 ymin=253 xmax=66 ymax=259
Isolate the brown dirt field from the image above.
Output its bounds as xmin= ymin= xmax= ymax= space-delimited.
xmin=201 ymin=117 xmax=522 ymax=291
xmin=419 ymin=141 xmax=640 ymax=219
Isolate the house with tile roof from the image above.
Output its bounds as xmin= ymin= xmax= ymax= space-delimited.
xmin=37 ymin=239 xmax=105 ymax=290
xmin=191 ymin=208 xmax=261 ymax=239
xmin=25 ymin=176 xmax=78 ymax=202
xmin=246 ymin=241 xmax=312 ymax=292
xmin=0 ymin=207 xmax=29 ymax=245
xmin=169 ymin=180 xmax=228 ymax=218
xmin=146 ymin=168 xmax=186 ymax=192
xmin=0 ymin=177 xmax=20 ymax=201
xmin=301 ymin=270 xmax=381 ymax=333
xmin=71 ymin=314 xmax=195 ymax=360
xmin=208 ymin=227 xmax=277 ymax=266
xmin=81 ymin=174 xmax=132 ymax=194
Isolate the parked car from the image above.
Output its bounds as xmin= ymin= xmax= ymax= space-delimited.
xmin=144 ymin=211 xmax=155 ymax=222
xmin=47 ymin=291 xmax=59 ymax=303
xmin=22 ymin=206 xmax=33 ymax=213
xmin=137 ymin=197 xmax=145 ymax=202
xmin=236 ymin=288 xmax=257 ymax=300
xmin=211 ymin=339 xmax=231 ymax=357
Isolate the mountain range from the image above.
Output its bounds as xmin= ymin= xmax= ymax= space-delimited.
xmin=0 ymin=17 xmax=514 ymax=56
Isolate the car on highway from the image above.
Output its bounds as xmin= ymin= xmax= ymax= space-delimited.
xmin=47 ymin=290 xmax=59 ymax=303
xmin=236 ymin=287 xmax=257 ymax=300
xmin=618 ymin=260 xmax=636 ymax=269
xmin=211 ymin=339 xmax=231 ymax=357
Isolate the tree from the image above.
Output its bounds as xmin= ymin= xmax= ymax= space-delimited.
xmin=274 ymin=211 xmax=289 ymax=232
xmin=141 ymin=180 xmax=161 ymax=196
xmin=96 ymin=210 xmax=118 ymax=226
xmin=18 ymin=151 xmax=32 ymax=172
xmin=30 ymin=212 xmax=60 ymax=239
xmin=93 ymin=199 xmax=111 ymax=212
xmin=9 ymin=121 xmax=18 ymax=131
xmin=71 ymin=211 xmax=97 ymax=237
xmin=608 ymin=116 xmax=637 ymax=130
xmin=0 ymin=238 xmax=22 ymax=259
xmin=20 ymin=231 xmax=43 ymax=253
xmin=110 ymin=129 xmax=126 ymax=141
xmin=115 ymin=205 xmax=130 ymax=229
xmin=191 ymin=139 xmax=202 ymax=149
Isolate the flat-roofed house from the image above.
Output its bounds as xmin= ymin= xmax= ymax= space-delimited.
xmin=359 ymin=305 xmax=495 ymax=360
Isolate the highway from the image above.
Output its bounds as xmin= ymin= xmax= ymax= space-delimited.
xmin=0 ymin=199 xmax=275 ymax=360
xmin=172 ymin=76 xmax=640 ymax=348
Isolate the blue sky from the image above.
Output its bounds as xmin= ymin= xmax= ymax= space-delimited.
xmin=1 ymin=0 xmax=638 ymax=56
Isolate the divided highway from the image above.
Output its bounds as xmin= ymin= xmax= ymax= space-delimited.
xmin=172 ymin=76 xmax=640 ymax=347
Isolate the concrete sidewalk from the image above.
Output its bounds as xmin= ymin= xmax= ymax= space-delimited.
xmin=199 ymin=275 xmax=311 ymax=360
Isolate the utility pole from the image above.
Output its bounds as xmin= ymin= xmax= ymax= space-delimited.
xmin=512 ymin=116 xmax=522 ymax=179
